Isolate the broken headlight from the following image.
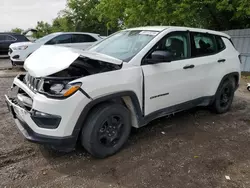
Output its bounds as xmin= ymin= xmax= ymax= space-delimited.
xmin=39 ymin=80 xmax=82 ymax=98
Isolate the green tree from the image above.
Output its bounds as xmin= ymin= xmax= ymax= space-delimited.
xmin=31 ymin=0 xmax=250 ymax=39
xmin=64 ymin=0 xmax=118 ymax=35
xmin=33 ymin=21 xmax=52 ymax=38
xmin=95 ymin=0 xmax=250 ymax=31
xmin=10 ymin=28 xmax=24 ymax=34
xmin=51 ymin=16 xmax=74 ymax=32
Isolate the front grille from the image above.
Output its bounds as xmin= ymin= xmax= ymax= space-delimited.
xmin=9 ymin=48 xmax=13 ymax=54
xmin=24 ymin=74 xmax=42 ymax=92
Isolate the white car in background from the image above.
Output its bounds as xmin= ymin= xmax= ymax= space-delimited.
xmin=9 ymin=32 xmax=102 ymax=66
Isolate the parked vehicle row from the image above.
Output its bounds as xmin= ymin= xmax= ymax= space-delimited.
xmin=9 ymin=32 xmax=103 ymax=66
xmin=0 ymin=32 xmax=29 ymax=57
xmin=5 ymin=26 xmax=241 ymax=158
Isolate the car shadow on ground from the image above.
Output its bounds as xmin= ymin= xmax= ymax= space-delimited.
xmin=38 ymin=107 xmax=233 ymax=172
xmin=39 ymin=106 xmax=209 ymax=157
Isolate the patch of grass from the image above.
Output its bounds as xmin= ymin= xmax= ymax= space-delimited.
xmin=242 ymin=75 xmax=250 ymax=80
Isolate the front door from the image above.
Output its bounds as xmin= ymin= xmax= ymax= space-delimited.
xmin=142 ymin=31 xmax=205 ymax=116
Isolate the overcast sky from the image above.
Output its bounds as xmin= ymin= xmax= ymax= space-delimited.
xmin=0 ymin=0 xmax=67 ymax=32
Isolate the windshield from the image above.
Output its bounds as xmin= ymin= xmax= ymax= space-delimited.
xmin=35 ymin=33 xmax=58 ymax=43
xmin=88 ymin=30 xmax=158 ymax=62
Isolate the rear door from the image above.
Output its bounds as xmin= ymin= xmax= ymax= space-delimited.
xmin=189 ymin=32 xmax=222 ymax=97
xmin=71 ymin=34 xmax=98 ymax=50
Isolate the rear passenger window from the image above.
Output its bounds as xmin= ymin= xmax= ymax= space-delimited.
xmin=191 ymin=32 xmax=216 ymax=57
xmin=47 ymin=34 xmax=72 ymax=44
xmin=72 ymin=34 xmax=97 ymax=43
xmin=216 ymin=36 xmax=225 ymax=52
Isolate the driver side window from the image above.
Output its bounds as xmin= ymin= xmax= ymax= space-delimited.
xmin=156 ymin=32 xmax=189 ymax=60
xmin=145 ymin=32 xmax=189 ymax=64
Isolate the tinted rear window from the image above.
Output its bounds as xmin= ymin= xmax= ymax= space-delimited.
xmin=72 ymin=34 xmax=97 ymax=43
xmin=216 ymin=36 xmax=225 ymax=52
xmin=15 ymin=35 xmax=29 ymax=41
xmin=190 ymin=32 xmax=217 ymax=57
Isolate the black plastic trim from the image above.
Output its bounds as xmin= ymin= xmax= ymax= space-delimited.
xmin=12 ymin=61 xmax=24 ymax=66
xmin=17 ymin=117 xmax=76 ymax=150
xmin=12 ymin=55 xmax=20 ymax=59
xmin=140 ymin=96 xmax=214 ymax=127
xmin=31 ymin=112 xmax=61 ymax=129
xmin=141 ymin=69 xmax=145 ymax=115
xmin=79 ymin=88 xmax=92 ymax=99
xmin=150 ymin=92 xmax=169 ymax=99
xmin=217 ymin=72 xmax=239 ymax=92
xmin=72 ymin=91 xmax=143 ymax=137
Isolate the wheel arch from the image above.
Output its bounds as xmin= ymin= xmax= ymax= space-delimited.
xmin=72 ymin=91 xmax=143 ymax=142
xmin=220 ymin=72 xmax=239 ymax=89
xmin=212 ymin=72 xmax=239 ymax=104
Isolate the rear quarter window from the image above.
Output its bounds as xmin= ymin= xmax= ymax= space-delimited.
xmin=15 ymin=35 xmax=29 ymax=41
xmin=72 ymin=34 xmax=97 ymax=43
xmin=215 ymin=36 xmax=226 ymax=52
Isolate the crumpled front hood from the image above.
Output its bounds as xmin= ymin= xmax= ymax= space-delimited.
xmin=10 ymin=41 xmax=33 ymax=48
xmin=24 ymin=45 xmax=123 ymax=77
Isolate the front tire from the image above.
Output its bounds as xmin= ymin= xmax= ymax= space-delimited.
xmin=212 ymin=78 xmax=235 ymax=114
xmin=81 ymin=103 xmax=131 ymax=158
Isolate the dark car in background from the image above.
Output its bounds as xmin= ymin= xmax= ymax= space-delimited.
xmin=0 ymin=33 xmax=29 ymax=56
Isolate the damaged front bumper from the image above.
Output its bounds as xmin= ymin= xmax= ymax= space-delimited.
xmin=5 ymin=74 xmax=91 ymax=151
xmin=5 ymin=95 xmax=75 ymax=150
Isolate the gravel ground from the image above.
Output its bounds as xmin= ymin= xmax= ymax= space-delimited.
xmin=0 ymin=58 xmax=12 ymax=70
xmin=0 ymin=62 xmax=250 ymax=188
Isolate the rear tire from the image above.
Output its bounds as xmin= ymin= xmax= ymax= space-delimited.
xmin=81 ymin=103 xmax=131 ymax=158
xmin=212 ymin=78 xmax=235 ymax=114
xmin=247 ymin=86 xmax=250 ymax=91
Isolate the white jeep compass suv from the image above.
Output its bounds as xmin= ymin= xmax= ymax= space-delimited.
xmin=5 ymin=26 xmax=241 ymax=158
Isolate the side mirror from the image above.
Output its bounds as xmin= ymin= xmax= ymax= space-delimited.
xmin=146 ymin=50 xmax=173 ymax=64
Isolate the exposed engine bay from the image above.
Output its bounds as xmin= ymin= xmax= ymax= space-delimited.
xmin=20 ymin=57 xmax=123 ymax=97
xmin=48 ymin=57 xmax=122 ymax=79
